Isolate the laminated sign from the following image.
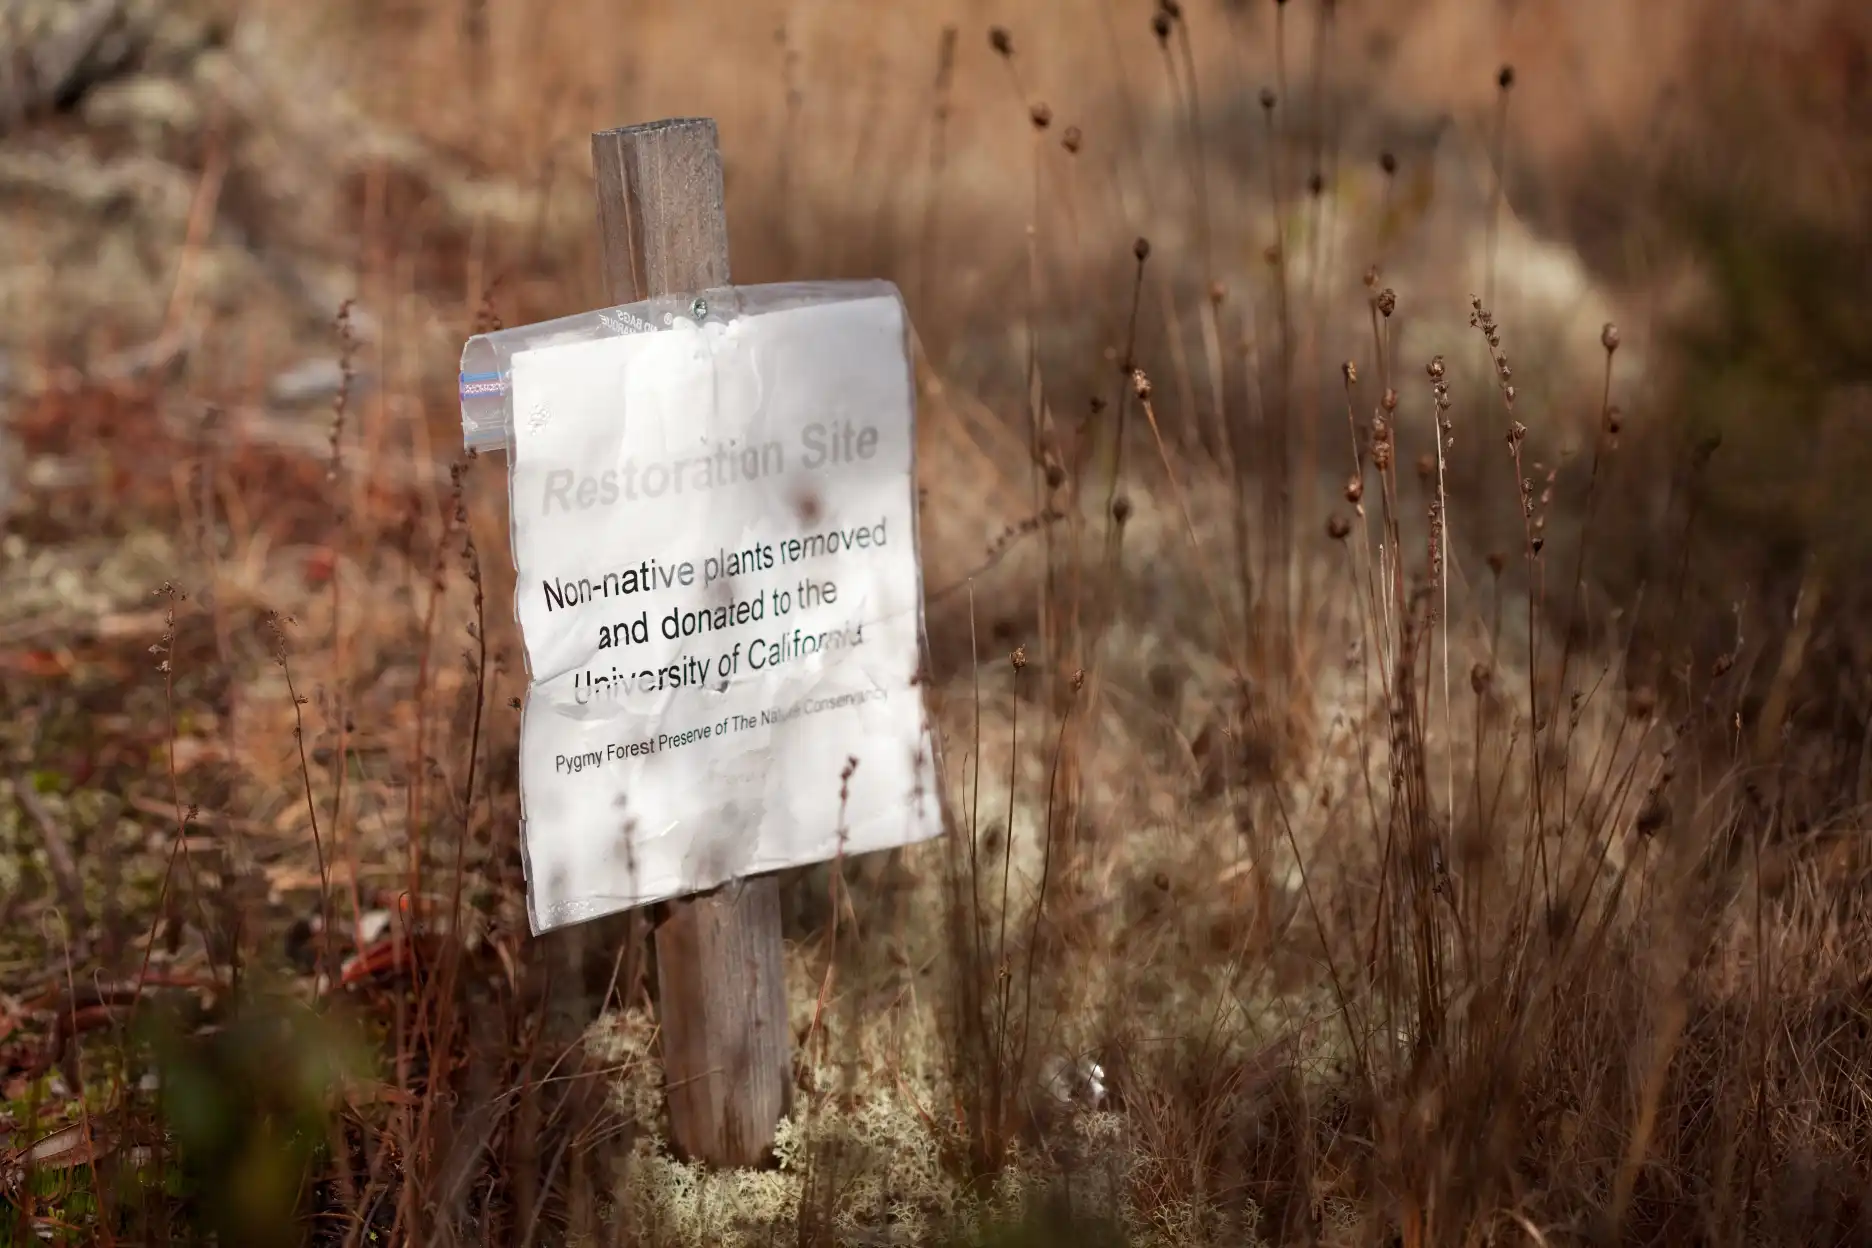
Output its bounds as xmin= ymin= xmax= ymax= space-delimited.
xmin=461 ymin=282 xmax=942 ymax=932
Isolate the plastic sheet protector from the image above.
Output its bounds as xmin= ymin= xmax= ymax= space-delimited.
xmin=463 ymin=282 xmax=941 ymax=932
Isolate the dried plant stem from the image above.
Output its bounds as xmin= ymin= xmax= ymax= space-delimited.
xmin=913 ymin=26 xmax=958 ymax=309
xmin=277 ymin=622 xmax=335 ymax=991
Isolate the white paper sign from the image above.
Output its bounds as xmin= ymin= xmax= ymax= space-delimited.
xmin=504 ymin=291 xmax=941 ymax=932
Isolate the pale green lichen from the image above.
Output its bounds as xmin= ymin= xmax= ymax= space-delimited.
xmin=602 ymin=996 xmax=1270 ymax=1248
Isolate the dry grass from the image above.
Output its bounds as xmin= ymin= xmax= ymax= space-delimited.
xmin=1 ymin=0 xmax=1869 ymax=1244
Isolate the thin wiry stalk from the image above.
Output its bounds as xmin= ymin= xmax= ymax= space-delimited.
xmin=914 ymin=26 xmax=958 ymax=311
xmin=990 ymin=649 xmax=1024 ymax=1161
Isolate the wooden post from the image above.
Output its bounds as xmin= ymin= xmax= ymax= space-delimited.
xmin=588 ymin=118 xmax=792 ymax=1167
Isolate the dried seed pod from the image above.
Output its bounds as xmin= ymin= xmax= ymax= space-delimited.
xmin=990 ymin=27 xmax=1013 ymax=56
xmin=1062 ymin=125 xmax=1083 ymax=154
xmin=1376 ymin=287 xmax=1397 ymax=317
xmin=1133 ymin=236 xmax=1152 ymax=262
xmin=1601 ymin=322 xmax=1621 ymax=352
xmin=1327 ymin=514 xmax=1353 ymax=540
xmin=1030 ymin=102 xmax=1053 ymax=129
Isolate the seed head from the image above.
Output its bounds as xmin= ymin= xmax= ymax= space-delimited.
xmin=1072 ymin=667 xmax=1086 ymax=691
xmin=1376 ymin=287 xmax=1397 ymax=318
xmin=1605 ymin=405 xmax=1623 ymax=437
xmin=1062 ymin=125 xmax=1083 ymax=154
xmin=1011 ymin=646 xmax=1028 ymax=671
xmin=1327 ymin=514 xmax=1352 ymax=541
xmin=1132 ymin=369 xmax=1153 ymax=401
xmin=990 ymin=27 xmax=1013 ymax=56
xmin=1342 ymin=360 xmax=1358 ymax=385
xmin=1344 ymin=475 xmax=1364 ymax=504
xmin=1382 ymin=387 xmax=1398 ymax=413
xmin=1601 ymin=321 xmax=1621 ymax=353
xmin=1152 ymin=11 xmax=1172 ymax=41
xmin=1259 ymin=87 xmax=1277 ymax=111
xmin=1427 ymin=355 xmax=1445 ymax=380
xmin=1030 ymin=102 xmax=1053 ymax=129
xmin=1133 ymin=236 xmax=1151 ymax=263
xmin=1380 ymin=151 xmax=1397 ymax=175
xmin=1363 ymin=265 xmax=1379 ymax=289
xmin=1112 ymin=495 xmax=1133 ymax=524
xmin=1497 ymin=64 xmax=1515 ymax=89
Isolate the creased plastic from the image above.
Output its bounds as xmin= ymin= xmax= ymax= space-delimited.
xmin=465 ymin=281 xmax=942 ymax=933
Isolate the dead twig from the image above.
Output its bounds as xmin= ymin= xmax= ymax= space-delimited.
xmin=13 ymin=776 xmax=90 ymax=959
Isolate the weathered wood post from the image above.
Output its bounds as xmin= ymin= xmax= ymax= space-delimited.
xmin=588 ymin=118 xmax=791 ymax=1167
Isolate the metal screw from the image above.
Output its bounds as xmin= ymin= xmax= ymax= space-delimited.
xmin=690 ymin=296 xmax=708 ymax=321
